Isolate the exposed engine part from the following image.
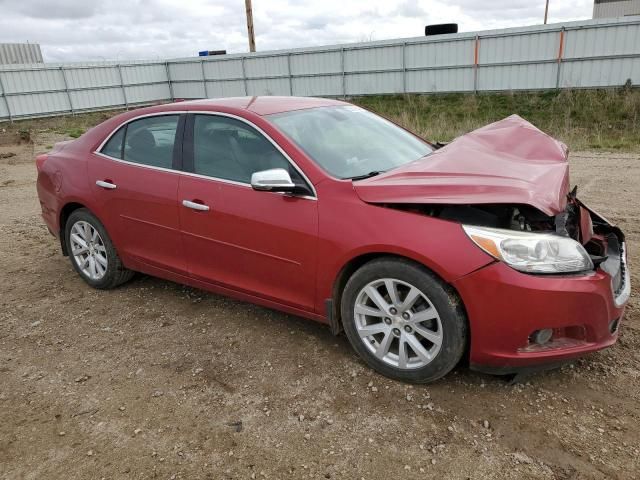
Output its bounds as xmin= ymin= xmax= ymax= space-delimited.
xmin=390 ymin=203 xmax=556 ymax=233
xmin=388 ymin=195 xmax=627 ymax=277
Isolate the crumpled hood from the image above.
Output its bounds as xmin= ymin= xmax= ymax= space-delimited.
xmin=353 ymin=115 xmax=570 ymax=216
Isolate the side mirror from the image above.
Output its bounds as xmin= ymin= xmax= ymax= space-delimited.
xmin=250 ymin=168 xmax=296 ymax=192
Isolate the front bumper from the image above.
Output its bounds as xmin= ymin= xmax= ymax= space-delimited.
xmin=453 ymin=257 xmax=628 ymax=373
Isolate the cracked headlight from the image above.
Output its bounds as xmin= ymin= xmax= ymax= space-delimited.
xmin=463 ymin=225 xmax=594 ymax=274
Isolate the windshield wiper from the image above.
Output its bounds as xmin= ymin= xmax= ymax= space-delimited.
xmin=348 ymin=171 xmax=385 ymax=181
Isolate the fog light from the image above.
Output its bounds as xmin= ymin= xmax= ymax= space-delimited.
xmin=530 ymin=328 xmax=553 ymax=345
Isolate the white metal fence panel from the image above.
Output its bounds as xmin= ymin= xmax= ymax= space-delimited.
xmin=168 ymin=61 xmax=201 ymax=81
xmin=290 ymin=51 xmax=342 ymax=75
xmin=8 ymin=91 xmax=71 ymax=117
xmin=347 ymin=71 xmax=403 ymax=95
xmin=205 ymin=79 xmax=246 ymax=97
xmin=121 ymin=63 xmax=167 ymax=85
xmin=405 ymin=38 xmax=474 ymax=69
xmin=407 ymin=68 xmax=474 ymax=93
xmin=172 ymin=81 xmax=206 ymax=99
xmin=71 ymin=87 xmax=124 ymax=110
xmin=478 ymin=63 xmax=558 ymax=91
xmin=246 ymin=77 xmax=290 ymax=96
xmin=64 ymin=65 xmax=121 ymax=89
xmin=292 ymin=75 xmax=342 ymax=96
xmin=0 ymin=76 xmax=8 ymax=118
xmin=2 ymin=68 xmax=66 ymax=94
xmin=245 ymin=55 xmax=289 ymax=78
xmin=203 ymin=59 xmax=243 ymax=79
xmin=1 ymin=17 xmax=639 ymax=121
xmin=345 ymin=45 xmax=404 ymax=72
xmin=124 ymin=83 xmax=171 ymax=104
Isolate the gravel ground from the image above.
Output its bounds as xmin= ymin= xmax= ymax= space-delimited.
xmin=0 ymin=127 xmax=639 ymax=480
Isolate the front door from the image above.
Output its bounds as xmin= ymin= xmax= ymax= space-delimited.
xmin=89 ymin=114 xmax=186 ymax=274
xmin=178 ymin=113 xmax=318 ymax=311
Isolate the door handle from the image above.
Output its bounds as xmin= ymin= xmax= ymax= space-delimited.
xmin=96 ymin=180 xmax=117 ymax=190
xmin=182 ymin=199 xmax=210 ymax=212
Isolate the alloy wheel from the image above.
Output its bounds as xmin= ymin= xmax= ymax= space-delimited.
xmin=354 ymin=278 xmax=443 ymax=369
xmin=70 ymin=220 xmax=108 ymax=281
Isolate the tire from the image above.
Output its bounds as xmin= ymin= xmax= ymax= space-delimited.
xmin=425 ymin=23 xmax=458 ymax=36
xmin=341 ymin=257 xmax=467 ymax=383
xmin=65 ymin=208 xmax=134 ymax=289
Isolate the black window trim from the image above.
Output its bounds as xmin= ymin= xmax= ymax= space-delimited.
xmin=94 ymin=110 xmax=317 ymax=200
xmin=183 ymin=111 xmax=317 ymax=199
xmin=94 ymin=111 xmax=187 ymax=173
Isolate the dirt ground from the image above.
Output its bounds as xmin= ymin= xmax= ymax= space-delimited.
xmin=0 ymin=126 xmax=638 ymax=480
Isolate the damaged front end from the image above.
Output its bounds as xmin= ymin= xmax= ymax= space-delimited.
xmin=567 ymin=194 xmax=630 ymax=308
xmin=390 ymin=187 xmax=629 ymax=308
xmin=405 ymin=191 xmax=630 ymax=367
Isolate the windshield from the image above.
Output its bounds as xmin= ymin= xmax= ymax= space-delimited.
xmin=267 ymin=105 xmax=434 ymax=179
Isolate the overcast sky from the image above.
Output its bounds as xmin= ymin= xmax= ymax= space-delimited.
xmin=0 ymin=0 xmax=594 ymax=62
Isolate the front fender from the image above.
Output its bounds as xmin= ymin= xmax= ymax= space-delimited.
xmin=314 ymin=180 xmax=494 ymax=314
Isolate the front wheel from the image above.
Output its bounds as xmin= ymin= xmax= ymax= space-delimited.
xmin=65 ymin=208 xmax=134 ymax=289
xmin=341 ymin=258 xmax=467 ymax=383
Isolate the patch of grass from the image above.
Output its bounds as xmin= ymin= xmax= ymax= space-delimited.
xmin=18 ymin=129 xmax=31 ymax=142
xmin=354 ymin=89 xmax=640 ymax=151
xmin=65 ymin=127 xmax=85 ymax=138
xmin=0 ymin=110 xmax=126 ymax=139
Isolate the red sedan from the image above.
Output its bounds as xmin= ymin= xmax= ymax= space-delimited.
xmin=35 ymin=96 xmax=629 ymax=383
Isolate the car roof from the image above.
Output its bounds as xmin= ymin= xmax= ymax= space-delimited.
xmin=177 ymin=96 xmax=348 ymax=116
xmin=82 ymin=96 xmax=350 ymax=151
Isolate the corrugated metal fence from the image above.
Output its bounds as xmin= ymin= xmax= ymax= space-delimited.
xmin=1 ymin=17 xmax=639 ymax=122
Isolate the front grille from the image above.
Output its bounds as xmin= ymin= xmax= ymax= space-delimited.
xmin=597 ymin=233 xmax=630 ymax=307
xmin=612 ymin=239 xmax=626 ymax=296
xmin=616 ymin=242 xmax=629 ymax=299
xmin=599 ymin=233 xmax=624 ymax=294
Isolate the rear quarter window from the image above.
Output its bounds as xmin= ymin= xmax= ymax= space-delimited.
xmin=100 ymin=127 xmax=125 ymax=159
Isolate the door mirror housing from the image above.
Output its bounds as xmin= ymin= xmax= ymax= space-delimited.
xmin=251 ymin=168 xmax=296 ymax=192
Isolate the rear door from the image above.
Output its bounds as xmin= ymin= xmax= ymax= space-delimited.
xmin=177 ymin=113 xmax=318 ymax=311
xmin=89 ymin=113 xmax=187 ymax=274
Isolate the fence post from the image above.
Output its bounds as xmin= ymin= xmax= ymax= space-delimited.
xmin=555 ymin=28 xmax=566 ymax=89
xmin=402 ymin=42 xmax=407 ymax=94
xmin=241 ymin=56 xmax=248 ymax=96
xmin=200 ymin=59 xmax=209 ymax=99
xmin=59 ymin=66 xmax=74 ymax=115
xmin=287 ymin=53 xmax=293 ymax=95
xmin=0 ymin=72 xmax=12 ymax=122
xmin=341 ymin=47 xmax=346 ymax=99
xmin=117 ymin=63 xmax=129 ymax=109
xmin=473 ymin=35 xmax=480 ymax=94
xmin=165 ymin=62 xmax=174 ymax=101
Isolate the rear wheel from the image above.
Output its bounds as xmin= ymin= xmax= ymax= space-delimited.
xmin=341 ymin=258 xmax=467 ymax=383
xmin=65 ymin=208 xmax=133 ymax=289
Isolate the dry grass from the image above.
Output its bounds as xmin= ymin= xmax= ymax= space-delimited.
xmin=2 ymin=89 xmax=639 ymax=151
xmin=0 ymin=109 xmax=125 ymax=144
xmin=355 ymin=88 xmax=640 ymax=151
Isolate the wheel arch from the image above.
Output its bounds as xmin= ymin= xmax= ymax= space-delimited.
xmin=59 ymin=202 xmax=88 ymax=255
xmin=330 ymin=252 xmax=470 ymax=360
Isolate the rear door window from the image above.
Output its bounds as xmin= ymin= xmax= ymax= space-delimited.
xmin=122 ymin=115 xmax=180 ymax=169
xmin=100 ymin=115 xmax=180 ymax=169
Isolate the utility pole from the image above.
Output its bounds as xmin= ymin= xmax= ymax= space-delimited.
xmin=245 ymin=0 xmax=256 ymax=52
xmin=544 ymin=0 xmax=549 ymax=24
